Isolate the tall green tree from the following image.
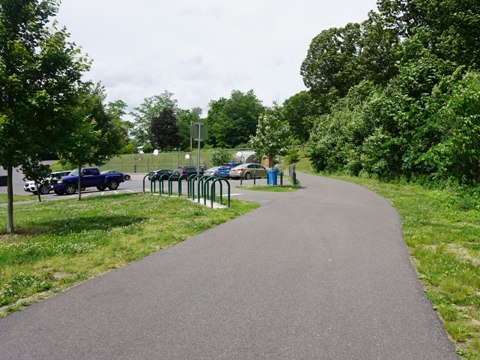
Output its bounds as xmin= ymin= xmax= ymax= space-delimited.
xmin=0 ymin=0 xmax=89 ymax=232
xmin=282 ymin=91 xmax=316 ymax=141
xmin=57 ymin=83 xmax=125 ymax=200
xmin=206 ymin=90 xmax=264 ymax=148
xmin=250 ymin=105 xmax=291 ymax=168
xmin=130 ymin=91 xmax=178 ymax=146
xmin=378 ymin=0 xmax=480 ymax=67
xmin=150 ymin=107 xmax=181 ymax=151
xmin=301 ymin=23 xmax=364 ymax=97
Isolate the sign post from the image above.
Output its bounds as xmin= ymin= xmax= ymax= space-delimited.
xmin=190 ymin=121 xmax=208 ymax=175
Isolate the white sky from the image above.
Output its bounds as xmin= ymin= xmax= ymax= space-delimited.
xmin=57 ymin=0 xmax=378 ymax=115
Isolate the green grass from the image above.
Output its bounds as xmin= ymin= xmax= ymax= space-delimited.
xmin=0 ymin=193 xmax=258 ymax=317
xmin=0 ymin=194 xmax=34 ymax=204
xmin=295 ymin=158 xmax=480 ymax=359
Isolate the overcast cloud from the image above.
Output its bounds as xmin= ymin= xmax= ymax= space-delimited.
xmin=57 ymin=0 xmax=378 ymax=114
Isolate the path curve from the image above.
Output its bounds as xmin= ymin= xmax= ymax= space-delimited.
xmin=0 ymin=172 xmax=457 ymax=359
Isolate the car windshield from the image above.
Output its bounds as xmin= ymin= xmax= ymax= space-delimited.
xmin=69 ymin=169 xmax=78 ymax=176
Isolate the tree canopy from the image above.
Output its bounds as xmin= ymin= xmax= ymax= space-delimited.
xmin=150 ymin=107 xmax=181 ymax=151
xmin=0 ymin=0 xmax=90 ymax=231
xmin=206 ymin=90 xmax=264 ymax=148
xmin=250 ymin=105 xmax=291 ymax=168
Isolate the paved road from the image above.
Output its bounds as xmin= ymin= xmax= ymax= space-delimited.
xmin=0 ymin=172 xmax=457 ymax=359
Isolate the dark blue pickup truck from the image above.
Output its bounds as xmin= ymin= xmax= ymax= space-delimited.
xmin=53 ymin=167 xmax=124 ymax=195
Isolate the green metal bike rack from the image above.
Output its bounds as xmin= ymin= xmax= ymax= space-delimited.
xmin=142 ymin=174 xmax=150 ymax=193
xmin=203 ymin=176 xmax=216 ymax=206
xmin=151 ymin=177 xmax=158 ymax=193
xmin=167 ymin=174 xmax=176 ymax=196
xmin=211 ymin=178 xmax=231 ymax=208
xmin=157 ymin=174 xmax=170 ymax=195
xmin=188 ymin=174 xmax=201 ymax=199
xmin=178 ymin=174 xmax=189 ymax=197
xmin=197 ymin=175 xmax=212 ymax=203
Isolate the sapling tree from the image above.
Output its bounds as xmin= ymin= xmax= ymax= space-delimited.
xmin=250 ymin=105 xmax=291 ymax=168
xmin=0 ymin=0 xmax=89 ymax=232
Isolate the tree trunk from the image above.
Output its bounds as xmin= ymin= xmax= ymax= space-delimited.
xmin=37 ymin=185 xmax=42 ymax=203
xmin=6 ymin=166 xmax=14 ymax=233
xmin=77 ymin=164 xmax=82 ymax=201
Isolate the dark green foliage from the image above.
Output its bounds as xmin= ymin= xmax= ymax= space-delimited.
xmin=130 ymin=92 xmax=178 ymax=146
xmin=206 ymin=90 xmax=264 ymax=148
xmin=301 ymin=23 xmax=364 ymax=97
xmin=150 ymin=107 xmax=181 ymax=151
xmin=305 ymin=0 xmax=480 ymax=186
xmin=282 ymin=91 xmax=316 ymax=141
xmin=307 ymin=81 xmax=380 ymax=175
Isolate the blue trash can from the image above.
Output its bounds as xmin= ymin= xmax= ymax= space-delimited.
xmin=271 ymin=169 xmax=278 ymax=185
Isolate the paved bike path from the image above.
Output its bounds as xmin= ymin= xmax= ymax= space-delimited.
xmin=0 ymin=172 xmax=457 ymax=359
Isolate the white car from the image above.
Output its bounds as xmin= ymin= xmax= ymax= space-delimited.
xmin=24 ymin=170 xmax=71 ymax=195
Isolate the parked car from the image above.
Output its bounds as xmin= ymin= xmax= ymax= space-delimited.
xmin=101 ymin=170 xmax=131 ymax=181
xmin=170 ymin=166 xmax=204 ymax=180
xmin=54 ymin=167 xmax=124 ymax=195
xmin=229 ymin=163 xmax=267 ymax=180
xmin=204 ymin=166 xmax=231 ymax=178
xmin=24 ymin=170 xmax=71 ymax=195
xmin=148 ymin=169 xmax=173 ymax=181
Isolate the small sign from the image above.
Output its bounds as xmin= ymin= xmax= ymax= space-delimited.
xmin=185 ymin=154 xmax=190 ymax=160
xmin=190 ymin=121 xmax=208 ymax=141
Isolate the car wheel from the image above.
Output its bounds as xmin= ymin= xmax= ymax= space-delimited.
xmin=124 ymin=174 xmax=131 ymax=181
xmin=39 ymin=185 xmax=50 ymax=195
xmin=244 ymin=172 xmax=252 ymax=180
xmin=97 ymin=185 xmax=106 ymax=191
xmin=108 ymin=179 xmax=119 ymax=190
xmin=65 ymin=183 xmax=77 ymax=195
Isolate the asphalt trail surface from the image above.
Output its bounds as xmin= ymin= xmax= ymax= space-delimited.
xmin=0 ymin=172 xmax=457 ymax=359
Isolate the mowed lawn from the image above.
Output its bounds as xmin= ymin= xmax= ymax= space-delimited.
xmin=295 ymin=158 xmax=480 ymax=359
xmin=0 ymin=193 xmax=258 ymax=318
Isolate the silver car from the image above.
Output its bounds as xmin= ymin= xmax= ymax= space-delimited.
xmin=229 ymin=163 xmax=267 ymax=180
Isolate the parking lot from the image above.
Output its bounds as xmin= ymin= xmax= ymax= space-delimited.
xmin=0 ymin=168 xmax=268 ymax=200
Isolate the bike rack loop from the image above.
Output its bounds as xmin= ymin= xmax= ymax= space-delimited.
xmin=197 ymin=175 xmax=212 ymax=203
xmin=211 ymin=178 xmax=231 ymax=208
xmin=203 ymin=176 xmax=216 ymax=206
xmin=187 ymin=174 xmax=200 ymax=199
xmin=167 ymin=174 xmax=176 ymax=196
xmin=157 ymin=174 xmax=170 ymax=195
xmin=142 ymin=174 xmax=150 ymax=193
xmin=178 ymin=174 xmax=189 ymax=197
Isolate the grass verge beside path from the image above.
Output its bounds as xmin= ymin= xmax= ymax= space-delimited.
xmin=0 ymin=193 xmax=258 ymax=318
xmin=295 ymin=160 xmax=480 ymax=359
xmin=0 ymin=194 xmax=34 ymax=204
